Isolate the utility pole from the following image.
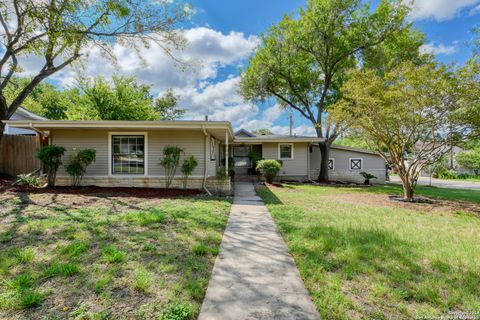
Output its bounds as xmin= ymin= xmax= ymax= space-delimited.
xmin=289 ymin=111 xmax=293 ymax=137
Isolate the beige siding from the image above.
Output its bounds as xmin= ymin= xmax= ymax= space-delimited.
xmin=51 ymin=129 xmax=214 ymax=178
xmin=262 ymin=142 xmax=309 ymax=178
xmin=52 ymin=129 xmax=109 ymax=176
xmin=310 ymin=145 xmax=386 ymax=183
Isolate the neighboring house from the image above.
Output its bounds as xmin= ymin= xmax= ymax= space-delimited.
xmin=4 ymin=120 xmax=386 ymax=190
xmin=3 ymin=107 xmax=46 ymax=135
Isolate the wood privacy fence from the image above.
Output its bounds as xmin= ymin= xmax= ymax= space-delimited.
xmin=0 ymin=135 xmax=41 ymax=177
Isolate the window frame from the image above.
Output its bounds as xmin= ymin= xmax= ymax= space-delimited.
xmin=278 ymin=143 xmax=294 ymax=160
xmin=328 ymin=158 xmax=335 ymax=171
xmin=349 ymin=158 xmax=363 ymax=170
xmin=233 ymin=145 xmax=251 ymax=168
xmin=108 ymin=132 xmax=148 ymax=176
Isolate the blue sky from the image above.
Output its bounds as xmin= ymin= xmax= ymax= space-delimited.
xmin=43 ymin=1 xmax=480 ymax=135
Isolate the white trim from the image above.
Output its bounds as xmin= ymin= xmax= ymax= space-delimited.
xmin=349 ymin=158 xmax=363 ymax=170
xmin=328 ymin=158 xmax=335 ymax=171
xmin=278 ymin=143 xmax=294 ymax=160
xmin=108 ymin=132 xmax=148 ymax=177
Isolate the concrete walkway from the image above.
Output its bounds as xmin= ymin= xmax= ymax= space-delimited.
xmin=199 ymin=182 xmax=320 ymax=320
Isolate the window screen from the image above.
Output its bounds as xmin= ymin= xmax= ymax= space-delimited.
xmin=233 ymin=146 xmax=250 ymax=167
xmin=112 ymin=135 xmax=145 ymax=174
xmin=279 ymin=144 xmax=292 ymax=159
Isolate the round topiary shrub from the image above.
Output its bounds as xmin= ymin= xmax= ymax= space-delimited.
xmin=256 ymin=159 xmax=282 ymax=183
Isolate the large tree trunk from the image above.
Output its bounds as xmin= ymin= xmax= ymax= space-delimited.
xmin=317 ymin=141 xmax=331 ymax=182
xmin=0 ymin=121 xmax=5 ymax=143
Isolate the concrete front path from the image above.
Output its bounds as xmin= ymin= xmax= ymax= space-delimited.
xmin=199 ymin=182 xmax=320 ymax=320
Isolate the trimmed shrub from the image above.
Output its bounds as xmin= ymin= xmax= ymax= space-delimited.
xmin=36 ymin=145 xmax=66 ymax=187
xmin=65 ymin=149 xmax=96 ymax=186
xmin=181 ymin=155 xmax=198 ymax=189
xmin=360 ymin=171 xmax=377 ymax=185
xmin=256 ymin=159 xmax=282 ymax=183
xmin=160 ymin=146 xmax=183 ymax=189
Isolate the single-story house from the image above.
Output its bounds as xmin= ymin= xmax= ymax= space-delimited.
xmin=232 ymin=129 xmax=386 ymax=184
xmin=3 ymin=107 xmax=46 ymax=135
xmin=4 ymin=120 xmax=386 ymax=191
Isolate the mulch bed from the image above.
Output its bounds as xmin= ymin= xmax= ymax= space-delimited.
xmin=0 ymin=178 xmax=203 ymax=198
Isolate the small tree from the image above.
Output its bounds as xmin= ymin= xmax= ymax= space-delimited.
xmin=160 ymin=146 xmax=183 ymax=189
xmin=66 ymin=149 xmax=97 ymax=186
xmin=36 ymin=145 xmax=66 ymax=187
xmin=333 ymin=62 xmax=472 ymax=200
xmin=256 ymin=159 xmax=282 ymax=183
xmin=181 ymin=155 xmax=198 ymax=189
xmin=456 ymin=148 xmax=480 ymax=175
xmin=154 ymin=89 xmax=186 ymax=120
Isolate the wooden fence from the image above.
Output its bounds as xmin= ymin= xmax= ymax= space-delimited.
xmin=0 ymin=134 xmax=41 ymax=177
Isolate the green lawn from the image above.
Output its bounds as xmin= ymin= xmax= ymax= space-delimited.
xmin=256 ymin=184 xmax=480 ymax=320
xmin=0 ymin=190 xmax=231 ymax=319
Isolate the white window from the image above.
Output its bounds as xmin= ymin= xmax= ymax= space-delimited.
xmin=328 ymin=158 xmax=335 ymax=170
xmin=350 ymin=158 xmax=363 ymax=170
xmin=278 ymin=143 xmax=293 ymax=160
xmin=109 ymin=132 xmax=148 ymax=175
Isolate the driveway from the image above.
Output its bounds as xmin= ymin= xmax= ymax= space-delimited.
xmin=389 ymin=176 xmax=480 ymax=190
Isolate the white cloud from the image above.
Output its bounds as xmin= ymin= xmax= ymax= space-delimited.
xmin=12 ymin=26 xmax=260 ymax=126
xmin=419 ymin=42 xmax=458 ymax=55
xmin=406 ymin=0 xmax=480 ymax=21
xmin=470 ymin=4 xmax=480 ymax=15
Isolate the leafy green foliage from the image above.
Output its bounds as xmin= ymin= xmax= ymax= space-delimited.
xmin=456 ymin=148 xmax=480 ymax=175
xmin=252 ymin=128 xmax=273 ymax=135
xmin=333 ymin=61 xmax=474 ymax=199
xmin=159 ymin=302 xmax=193 ymax=320
xmin=160 ymin=146 xmax=184 ymax=189
xmin=240 ymin=0 xmax=414 ymax=181
xmin=154 ymin=89 xmax=186 ymax=120
xmin=256 ymin=159 xmax=282 ymax=183
xmin=14 ymin=174 xmax=40 ymax=187
xmin=73 ymin=76 xmax=158 ymax=120
xmin=66 ymin=149 xmax=96 ymax=186
xmin=181 ymin=155 xmax=198 ymax=189
xmin=360 ymin=171 xmax=377 ymax=185
xmin=36 ymin=145 xmax=66 ymax=187
xmin=0 ymin=0 xmax=190 ymax=137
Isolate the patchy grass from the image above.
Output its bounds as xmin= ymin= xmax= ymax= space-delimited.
xmin=0 ymin=190 xmax=230 ymax=319
xmin=257 ymin=184 xmax=480 ymax=320
xmin=368 ymin=183 xmax=480 ymax=203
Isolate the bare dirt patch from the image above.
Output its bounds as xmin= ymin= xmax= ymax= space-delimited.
xmin=324 ymin=192 xmax=480 ymax=215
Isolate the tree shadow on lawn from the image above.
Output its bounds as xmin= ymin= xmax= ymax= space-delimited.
xmin=257 ymin=186 xmax=480 ymax=316
xmin=0 ymin=192 xmax=230 ymax=319
xmin=280 ymin=219 xmax=480 ymax=315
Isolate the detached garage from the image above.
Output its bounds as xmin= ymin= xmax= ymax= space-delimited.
xmin=309 ymin=145 xmax=386 ymax=184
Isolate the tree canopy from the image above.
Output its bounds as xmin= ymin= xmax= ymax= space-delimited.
xmin=154 ymin=89 xmax=185 ymax=120
xmin=332 ymin=61 xmax=476 ymax=199
xmin=0 ymin=0 xmax=190 ymax=136
xmin=240 ymin=0 xmax=418 ymax=181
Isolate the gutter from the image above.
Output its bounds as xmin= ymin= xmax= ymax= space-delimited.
xmin=201 ymin=125 xmax=212 ymax=196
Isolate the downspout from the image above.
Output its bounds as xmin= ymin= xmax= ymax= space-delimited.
xmin=30 ymin=123 xmax=49 ymax=176
xmin=202 ymin=125 xmax=212 ymax=196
